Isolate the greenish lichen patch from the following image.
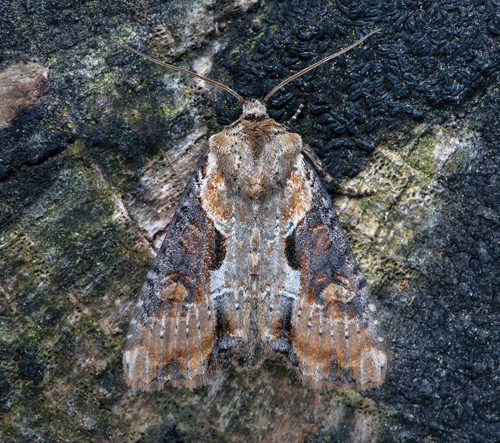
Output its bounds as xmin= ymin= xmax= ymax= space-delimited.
xmin=336 ymin=122 xmax=479 ymax=292
xmin=0 ymin=141 xmax=151 ymax=440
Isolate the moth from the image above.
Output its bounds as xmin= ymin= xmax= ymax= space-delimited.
xmin=122 ymin=28 xmax=387 ymax=390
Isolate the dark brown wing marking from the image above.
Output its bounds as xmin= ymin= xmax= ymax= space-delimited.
xmin=277 ymin=159 xmax=386 ymax=388
xmin=123 ymin=157 xmax=226 ymax=390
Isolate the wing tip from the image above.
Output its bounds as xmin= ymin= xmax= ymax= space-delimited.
xmin=122 ymin=349 xmax=210 ymax=391
xmin=292 ymin=347 xmax=388 ymax=391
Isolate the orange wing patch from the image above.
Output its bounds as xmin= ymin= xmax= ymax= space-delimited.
xmin=200 ymin=164 xmax=232 ymax=226
xmin=283 ymin=168 xmax=313 ymax=226
xmin=159 ymin=278 xmax=188 ymax=303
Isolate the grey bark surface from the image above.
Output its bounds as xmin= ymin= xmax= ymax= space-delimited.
xmin=1 ymin=0 xmax=500 ymax=442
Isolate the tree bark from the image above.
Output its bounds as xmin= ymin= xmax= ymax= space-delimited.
xmin=1 ymin=0 xmax=499 ymax=441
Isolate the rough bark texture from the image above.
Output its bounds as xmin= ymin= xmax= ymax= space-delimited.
xmin=1 ymin=0 xmax=500 ymax=442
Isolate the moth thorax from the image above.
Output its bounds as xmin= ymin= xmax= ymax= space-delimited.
xmin=245 ymin=174 xmax=266 ymax=199
xmin=241 ymin=100 xmax=269 ymax=121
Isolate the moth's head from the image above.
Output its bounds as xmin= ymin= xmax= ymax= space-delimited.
xmin=241 ymin=100 xmax=269 ymax=121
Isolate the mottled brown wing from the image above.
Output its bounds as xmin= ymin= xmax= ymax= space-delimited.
xmin=266 ymin=158 xmax=387 ymax=388
xmin=123 ymin=157 xmax=226 ymax=390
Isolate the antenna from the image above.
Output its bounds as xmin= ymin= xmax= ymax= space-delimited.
xmin=120 ymin=45 xmax=245 ymax=103
xmin=263 ymin=28 xmax=381 ymax=103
